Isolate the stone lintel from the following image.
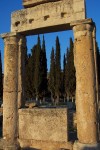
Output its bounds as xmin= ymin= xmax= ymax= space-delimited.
xmin=70 ymin=18 xmax=94 ymax=28
xmin=23 ymin=0 xmax=61 ymax=8
xmin=11 ymin=0 xmax=86 ymax=35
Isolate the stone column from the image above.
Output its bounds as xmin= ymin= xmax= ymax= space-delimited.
xmin=72 ymin=20 xmax=100 ymax=149
xmin=2 ymin=33 xmax=20 ymax=149
xmin=18 ymin=36 xmax=26 ymax=109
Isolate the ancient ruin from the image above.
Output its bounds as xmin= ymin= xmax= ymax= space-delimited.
xmin=0 ymin=0 xmax=100 ymax=149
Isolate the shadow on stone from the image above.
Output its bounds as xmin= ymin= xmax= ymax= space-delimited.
xmin=98 ymin=108 xmax=100 ymax=140
xmin=68 ymin=110 xmax=77 ymax=142
xmin=22 ymin=148 xmax=70 ymax=150
xmin=22 ymin=148 xmax=41 ymax=150
xmin=83 ymin=145 xmax=100 ymax=150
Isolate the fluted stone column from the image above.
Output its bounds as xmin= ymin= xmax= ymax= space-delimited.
xmin=18 ymin=36 xmax=26 ymax=109
xmin=2 ymin=33 xmax=20 ymax=149
xmin=71 ymin=19 xmax=100 ymax=149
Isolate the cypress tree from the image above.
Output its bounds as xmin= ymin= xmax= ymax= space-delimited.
xmin=25 ymin=54 xmax=33 ymax=100
xmin=61 ymin=54 xmax=66 ymax=101
xmin=34 ymin=35 xmax=41 ymax=101
xmin=55 ymin=36 xmax=61 ymax=104
xmin=31 ymin=44 xmax=37 ymax=98
xmin=49 ymin=47 xmax=56 ymax=103
xmin=65 ymin=38 xmax=76 ymax=101
xmin=65 ymin=48 xmax=70 ymax=100
xmin=0 ymin=51 xmax=3 ymax=100
xmin=39 ymin=35 xmax=48 ymax=101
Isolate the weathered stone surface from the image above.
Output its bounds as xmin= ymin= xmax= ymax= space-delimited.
xmin=3 ymin=35 xmax=19 ymax=147
xmin=0 ymin=138 xmax=20 ymax=150
xmin=73 ymin=21 xmax=98 ymax=144
xmin=3 ymin=36 xmax=19 ymax=92
xmin=19 ymin=139 xmax=73 ymax=150
xmin=11 ymin=0 xmax=86 ymax=35
xmin=19 ymin=108 xmax=68 ymax=142
xmin=70 ymin=18 xmax=92 ymax=27
xmin=0 ymin=32 xmax=18 ymax=38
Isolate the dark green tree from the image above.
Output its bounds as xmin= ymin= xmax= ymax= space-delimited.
xmin=61 ymin=54 xmax=66 ymax=101
xmin=39 ymin=35 xmax=48 ymax=101
xmin=65 ymin=38 xmax=76 ymax=101
xmin=65 ymin=48 xmax=69 ymax=100
xmin=0 ymin=51 xmax=3 ymax=100
xmin=25 ymin=54 xmax=33 ymax=99
xmin=49 ymin=47 xmax=56 ymax=103
xmin=31 ymin=44 xmax=37 ymax=97
xmin=34 ymin=35 xmax=41 ymax=101
xmin=55 ymin=36 xmax=61 ymax=104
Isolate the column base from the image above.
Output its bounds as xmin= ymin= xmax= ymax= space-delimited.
xmin=73 ymin=141 xmax=100 ymax=150
xmin=3 ymin=141 xmax=20 ymax=150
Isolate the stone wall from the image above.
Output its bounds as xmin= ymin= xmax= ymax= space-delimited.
xmin=19 ymin=108 xmax=68 ymax=142
xmin=11 ymin=0 xmax=86 ymax=35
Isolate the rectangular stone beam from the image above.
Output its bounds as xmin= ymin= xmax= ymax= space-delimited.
xmin=19 ymin=108 xmax=68 ymax=142
xmin=11 ymin=0 xmax=86 ymax=36
xmin=23 ymin=0 xmax=62 ymax=8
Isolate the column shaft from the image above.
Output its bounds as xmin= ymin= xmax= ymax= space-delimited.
xmin=18 ymin=36 xmax=26 ymax=108
xmin=73 ymin=23 xmax=98 ymax=144
xmin=3 ymin=35 xmax=19 ymax=146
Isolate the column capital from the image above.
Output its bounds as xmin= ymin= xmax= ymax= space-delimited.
xmin=73 ymin=24 xmax=93 ymax=33
xmin=0 ymin=32 xmax=23 ymax=45
xmin=70 ymin=18 xmax=95 ymax=28
xmin=71 ymin=19 xmax=95 ymax=39
xmin=0 ymin=32 xmax=18 ymax=38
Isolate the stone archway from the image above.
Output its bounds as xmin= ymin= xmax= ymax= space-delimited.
xmin=0 ymin=0 xmax=100 ymax=149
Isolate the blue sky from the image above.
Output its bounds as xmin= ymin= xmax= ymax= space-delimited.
xmin=0 ymin=0 xmax=100 ymax=70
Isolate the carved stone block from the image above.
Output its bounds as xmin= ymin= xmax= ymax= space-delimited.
xmin=11 ymin=0 xmax=86 ymax=35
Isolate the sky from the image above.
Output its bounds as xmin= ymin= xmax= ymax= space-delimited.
xmin=0 ymin=0 xmax=100 ymax=71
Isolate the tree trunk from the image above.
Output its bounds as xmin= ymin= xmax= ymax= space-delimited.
xmin=51 ymin=93 xmax=54 ymax=105
xmin=55 ymin=94 xmax=59 ymax=105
